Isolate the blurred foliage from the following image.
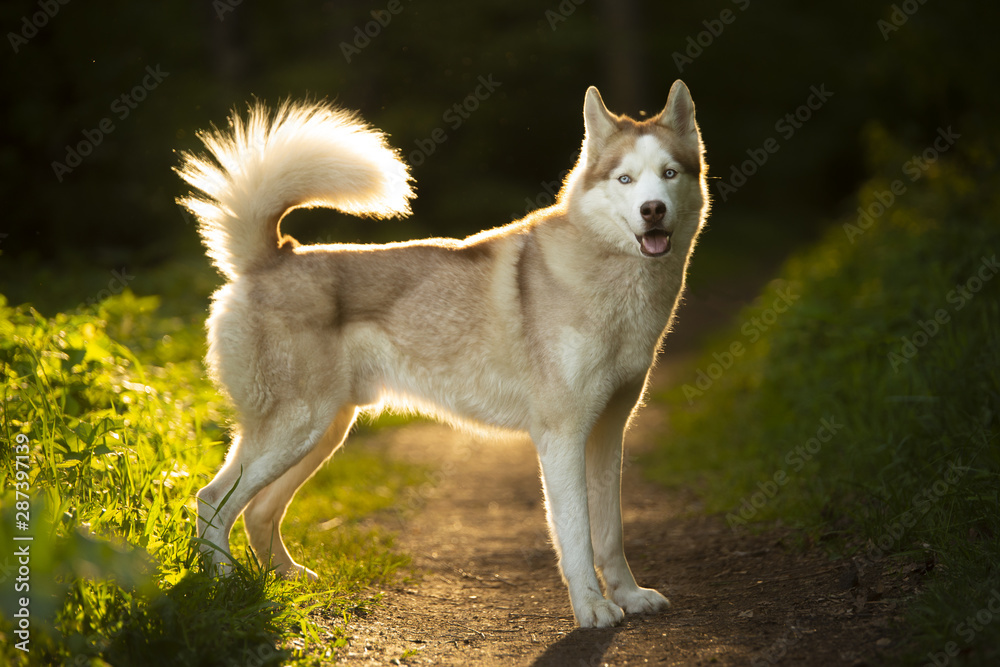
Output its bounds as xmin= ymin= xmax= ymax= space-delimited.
xmin=2 ymin=0 xmax=999 ymax=307
xmin=646 ymin=123 xmax=1000 ymax=664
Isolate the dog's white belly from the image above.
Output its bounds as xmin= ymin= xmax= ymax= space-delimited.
xmin=352 ymin=325 xmax=655 ymax=437
xmin=342 ymin=323 xmax=533 ymax=431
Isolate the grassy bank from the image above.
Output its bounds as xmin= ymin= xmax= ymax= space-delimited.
xmin=647 ymin=126 xmax=1000 ymax=664
xmin=0 ymin=292 xmax=422 ymax=665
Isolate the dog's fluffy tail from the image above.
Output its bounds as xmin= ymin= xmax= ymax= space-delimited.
xmin=176 ymin=101 xmax=414 ymax=280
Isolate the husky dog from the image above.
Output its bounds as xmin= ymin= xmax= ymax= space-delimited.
xmin=177 ymin=80 xmax=708 ymax=628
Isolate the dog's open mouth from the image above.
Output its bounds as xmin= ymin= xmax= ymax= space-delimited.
xmin=637 ymin=230 xmax=672 ymax=257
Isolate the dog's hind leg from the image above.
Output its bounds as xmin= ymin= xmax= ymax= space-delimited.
xmin=243 ymin=405 xmax=358 ymax=580
xmin=586 ymin=377 xmax=670 ymax=616
xmin=195 ymin=400 xmax=335 ymax=575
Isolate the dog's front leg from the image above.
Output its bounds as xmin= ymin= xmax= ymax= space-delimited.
xmin=536 ymin=431 xmax=625 ymax=628
xmin=587 ymin=378 xmax=670 ymax=614
xmin=586 ymin=381 xmax=671 ymax=616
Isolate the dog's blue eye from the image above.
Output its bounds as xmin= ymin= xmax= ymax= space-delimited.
xmin=617 ymin=175 xmax=632 ymax=184
xmin=663 ymin=169 xmax=677 ymax=179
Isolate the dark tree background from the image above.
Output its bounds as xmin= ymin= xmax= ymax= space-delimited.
xmin=1 ymin=0 xmax=996 ymax=303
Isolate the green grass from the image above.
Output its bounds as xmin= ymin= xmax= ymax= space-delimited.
xmin=646 ymin=126 xmax=1000 ymax=664
xmin=0 ymin=290 xmax=424 ymax=665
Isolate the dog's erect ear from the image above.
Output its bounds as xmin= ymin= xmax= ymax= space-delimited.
xmin=656 ymin=80 xmax=698 ymax=137
xmin=583 ymin=87 xmax=618 ymax=148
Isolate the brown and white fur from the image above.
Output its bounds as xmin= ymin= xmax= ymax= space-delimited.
xmin=177 ymin=80 xmax=709 ymax=628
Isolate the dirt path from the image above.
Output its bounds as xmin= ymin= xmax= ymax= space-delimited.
xmin=313 ymin=365 xmax=904 ymax=666
xmin=306 ymin=285 xmax=907 ymax=665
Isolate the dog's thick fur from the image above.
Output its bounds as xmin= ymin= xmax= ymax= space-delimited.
xmin=177 ymin=80 xmax=709 ymax=628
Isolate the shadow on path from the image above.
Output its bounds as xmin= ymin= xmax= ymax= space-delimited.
xmin=531 ymin=626 xmax=621 ymax=667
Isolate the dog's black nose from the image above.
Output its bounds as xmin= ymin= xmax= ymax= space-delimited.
xmin=640 ymin=200 xmax=666 ymax=225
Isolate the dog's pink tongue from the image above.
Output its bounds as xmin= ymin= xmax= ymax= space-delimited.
xmin=641 ymin=231 xmax=671 ymax=255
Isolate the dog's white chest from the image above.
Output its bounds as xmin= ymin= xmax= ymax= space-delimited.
xmin=555 ymin=319 xmax=655 ymax=394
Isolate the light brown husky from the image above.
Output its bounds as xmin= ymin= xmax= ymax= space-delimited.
xmin=177 ymin=80 xmax=709 ymax=628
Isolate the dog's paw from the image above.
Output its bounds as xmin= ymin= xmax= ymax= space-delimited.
xmin=611 ymin=586 xmax=670 ymax=615
xmin=574 ymin=594 xmax=625 ymax=628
